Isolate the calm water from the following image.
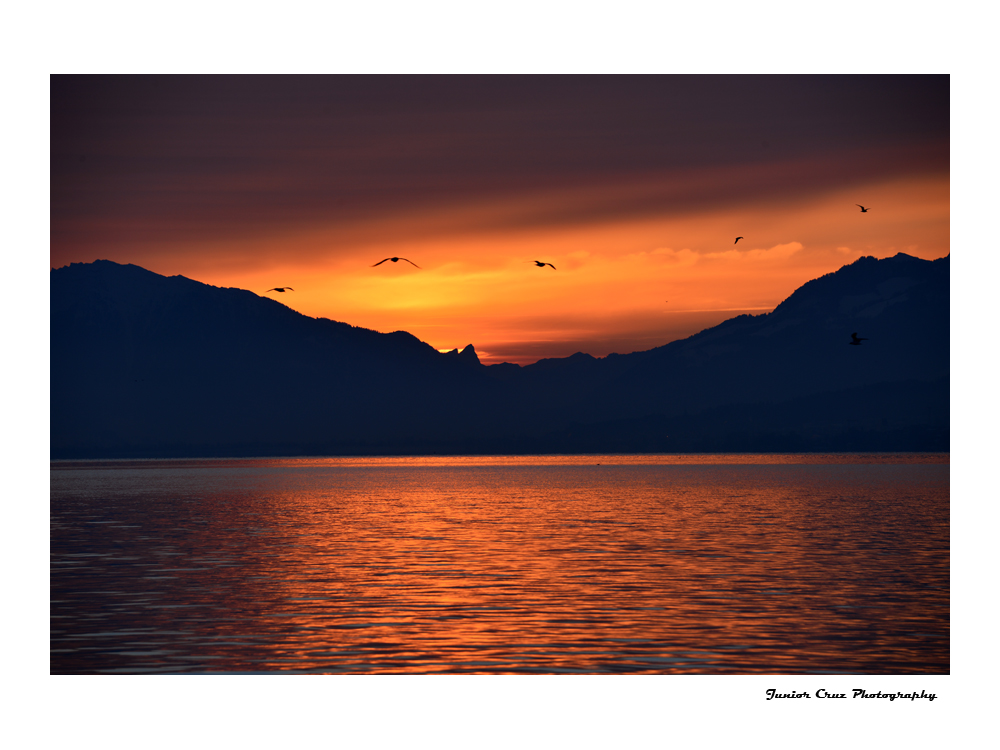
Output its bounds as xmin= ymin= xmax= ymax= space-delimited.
xmin=50 ymin=454 xmax=949 ymax=674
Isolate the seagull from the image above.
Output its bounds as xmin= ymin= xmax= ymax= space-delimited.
xmin=735 ymin=236 xmax=744 ymax=244
xmin=265 ymin=287 xmax=294 ymax=293
xmin=372 ymin=257 xmax=420 ymax=268
xmin=849 ymin=332 xmax=868 ymax=345
xmin=856 ymin=204 xmax=869 ymax=212
xmin=532 ymin=261 xmax=556 ymax=269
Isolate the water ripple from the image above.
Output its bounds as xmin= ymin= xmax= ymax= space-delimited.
xmin=51 ymin=454 xmax=949 ymax=674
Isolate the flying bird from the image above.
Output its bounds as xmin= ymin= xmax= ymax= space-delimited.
xmin=265 ymin=287 xmax=294 ymax=293
xmin=532 ymin=261 xmax=556 ymax=269
xmin=856 ymin=204 xmax=869 ymax=212
xmin=849 ymin=332 xmax=868 ymax=345
xmin=735 ymin=236 xmax=743 ymax=244
xmin=372 ymin=257 xmax=420 ymax=268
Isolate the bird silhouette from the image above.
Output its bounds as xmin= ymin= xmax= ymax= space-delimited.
xmin=532 ymin=261 xmax=556 ymax=269
xmin=735 ymin=236 xmax=744 ymax=244
xmin=856 ymin=204 xmax=869 ymax=212
xmin=265 ymin=287 xmax=294 ymax=293
xmin=849 ymin=332 xmax=868 ymax=345
xmin=372 ymin=257 xmax=420 ymax=268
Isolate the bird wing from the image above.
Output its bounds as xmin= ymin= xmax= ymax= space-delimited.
xmin=547 ymin=263 xmax=556 ymax=269
xmin=401 ymin=258 xmax=421 ymax=268
xmin=372 ymin=258 xmax=389 ymax=266
xmin=266 ymin=288 xmax=278 ymax=292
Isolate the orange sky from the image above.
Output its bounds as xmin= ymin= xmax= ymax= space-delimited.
xmin=117 ymin=171 xmax=948 ymax=365
xmin=50 ymin=76 xmax=950 ymax=365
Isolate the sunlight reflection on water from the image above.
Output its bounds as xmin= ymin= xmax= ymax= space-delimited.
xmin=51 ymin=454 xmax=949 ymax=674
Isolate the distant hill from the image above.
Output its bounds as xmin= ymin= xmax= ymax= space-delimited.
xmin=50 ymin=254 xmax=949 ymax=457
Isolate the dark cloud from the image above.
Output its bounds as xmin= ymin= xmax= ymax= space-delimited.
xmin=51 ymin=75 xmax=949 ymax=265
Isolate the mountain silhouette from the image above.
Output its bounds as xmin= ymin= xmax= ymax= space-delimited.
xmin=51 ymin=254 xmax=948 ymax=458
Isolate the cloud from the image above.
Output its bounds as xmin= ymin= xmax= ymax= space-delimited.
xmin=703 ymin=241 xmax=803 ymax=262
xmin=51 ymin=138 xmax=948 ymax=272
xmin=625 ymin=242 xmax=801 ymax=268
xmin=647 ymin=247 xmax=699 ymax=266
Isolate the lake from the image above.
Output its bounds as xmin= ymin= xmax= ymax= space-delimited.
xmin=50 ymin=454 xmax=949 ymax=674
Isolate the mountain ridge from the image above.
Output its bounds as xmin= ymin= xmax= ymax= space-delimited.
xmin=50 ymin=253 xmax=949 ymax=457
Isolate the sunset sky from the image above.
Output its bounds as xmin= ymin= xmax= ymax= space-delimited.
xmin=50 ymin=75 xmax=949 ymax=365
